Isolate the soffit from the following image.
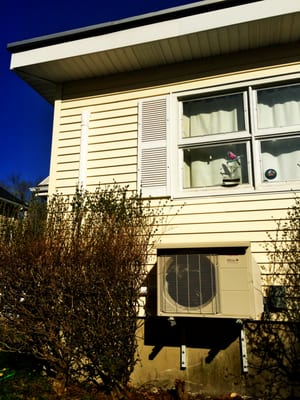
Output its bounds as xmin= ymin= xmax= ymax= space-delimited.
xmin=9 ymin=1 xmax=300 ymax=103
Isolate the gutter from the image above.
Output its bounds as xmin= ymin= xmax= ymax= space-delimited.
xmin=0 ymin=197 xmax=24 ymax=208
xmin=7 ymin=0 xmax=261 ymax=53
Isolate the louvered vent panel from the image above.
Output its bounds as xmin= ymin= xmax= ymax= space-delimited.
xmin=141 ymin=148 xmax=167 ymax=187
xmin=138 ymin=96 xmax=169 ymax=197
xmin=141 ymin=98 xmax=167 ymax=142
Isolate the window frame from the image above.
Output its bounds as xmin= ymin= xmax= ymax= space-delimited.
xmin=252 ymin=81 xmax=300 ymax=135
xmin=171 ymin=76 xmax=300 ymax=198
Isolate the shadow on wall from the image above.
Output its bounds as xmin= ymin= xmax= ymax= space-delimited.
xmin=144 ymin=264 xmax=241 ymax=364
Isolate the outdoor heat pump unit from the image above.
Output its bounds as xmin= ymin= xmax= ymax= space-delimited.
xmin=157 ymin=243 xmax=263 ymax=320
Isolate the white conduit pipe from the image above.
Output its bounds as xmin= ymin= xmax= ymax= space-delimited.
xmin=79 ymin=110 xmax=90 ymax=189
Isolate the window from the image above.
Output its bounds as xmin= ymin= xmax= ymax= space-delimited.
xmin=260 ymin=137 xmax=300 ymax=182
xmin=138 ymin=81 xmax=300 ymax=197
xmin=180 ymin=92 xmax=249 ymax=189
xmin=182 ymin=93 xmax=246 ymax=137
xmin=255 ymin=84 xmax=300 ymax=183
xmin=180 ymin=82 xmax=300 ymax=192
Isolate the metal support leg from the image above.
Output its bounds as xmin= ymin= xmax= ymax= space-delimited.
xmin=180 ymin=344 xmax=186 ymax=370
xmin=239 ymin=323 xmax=248 ymax=373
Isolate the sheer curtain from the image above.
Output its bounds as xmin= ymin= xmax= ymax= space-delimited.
xmin=182 ymin=94 xmax=245 ymax=187
xmin=257 ymin=85 xmax=300 ymax=129
xmin=261 ymin=138 xmax=300 ymax=182
xmin=183 ymin=143 xmax=248 ymax=188
xmin=183 ymin=148 xmax=225 ymax=187
xmin=182 ymin=94 xmax=245 ymax=137
xmin=258 ymin=85 xmax=300 ymax=182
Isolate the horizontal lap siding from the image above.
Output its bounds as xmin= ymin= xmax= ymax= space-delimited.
xmin=155 ymin=193 xmax=296 ymax=291
xmin=54 ymin=86 xmax=175 ymax=195
xmin=87 ymin=105 xmax=137 ymax=188
xmin=51 ymin=62 xmax=299 ymax=287
xmin=160 ymin=194 xmax=294 ymax=240
xmin=53 ymin=91 xmax=140 ymax=193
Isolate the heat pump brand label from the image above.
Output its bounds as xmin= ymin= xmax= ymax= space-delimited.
xmin=224 ymin=255 xmax=241 ymax=265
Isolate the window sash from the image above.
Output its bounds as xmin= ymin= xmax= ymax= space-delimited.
xmin=254 ymin=83 xmax=300 ymax=134
xmin=182 ymin=142 xmax=250 ymax=188
xmin=177 ymin=82 xmax=300 ymax=192
xmin=260 ymin=136 xmax=300 ymax=183
xmin=181 ymin=92 xmax=248 ymax=139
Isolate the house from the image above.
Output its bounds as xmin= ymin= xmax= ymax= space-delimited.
xmin=29 ymin=176 xmax=49 ymax=200
xmin=0 ymin=185 xmax=23 ymax=216
xmin=7 ymin=0 xmax=300 ymax=395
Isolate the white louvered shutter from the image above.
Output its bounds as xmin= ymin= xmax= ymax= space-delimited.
xmin=138 ymin=96 xmax=170 ymax=197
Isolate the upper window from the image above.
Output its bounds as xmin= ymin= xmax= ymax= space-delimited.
xmin=138 ymin=81 xmax=300 ymax=198
xmin=179 ymin=82 xmax=300 ymax=192
xmin=182 ymin=93 xmax=246 ymax=137
xmin=256 ymin=84 xmax=300 ymax=130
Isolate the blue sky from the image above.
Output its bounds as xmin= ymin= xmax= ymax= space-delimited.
xmin=0 ymin=0 xmax=197 ymax=186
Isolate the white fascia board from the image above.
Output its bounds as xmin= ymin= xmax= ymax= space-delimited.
xmin=10 ymin=0 xmax=300 ymax=70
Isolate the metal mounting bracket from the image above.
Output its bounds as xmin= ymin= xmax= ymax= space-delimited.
xmin=180 ymin=344 xmax=186 ymax=370
xmin=239 ymin=323 xmax=248 ymax=373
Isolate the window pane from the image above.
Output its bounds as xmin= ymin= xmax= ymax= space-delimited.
xmin=257 ymin=84 xmax=300 ymax=129
xmin=261 ymin=137 xmax=300 ymax=182
xmin=183 ymin=143 xmax=249 ymax=188
xmin=182 ymin=93 xmax=245 ymax=138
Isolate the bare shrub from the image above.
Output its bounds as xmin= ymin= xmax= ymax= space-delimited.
xmin=247 ymin=196 xmax=300 ymax=399
xmin=0 ymin=185 xmax=164 ymax=396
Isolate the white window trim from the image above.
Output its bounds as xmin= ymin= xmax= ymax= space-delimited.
xmin=170 ymin=74 xmax=300 ymax=199
xmin=252 ymin=83 xmax=300 ymax=136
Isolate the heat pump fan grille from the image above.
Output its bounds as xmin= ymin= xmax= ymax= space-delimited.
xmin=166 ymin=254 xmax=217 ymax=309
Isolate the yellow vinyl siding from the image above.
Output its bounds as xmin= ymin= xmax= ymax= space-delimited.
xmin=88 ymin=164 xmax=135 ymax=176
xmin=49 ymin=58 xmax=299 ymax=282
xmin=28 ymin=10 xmax=299 ymax=392
xmin=173 ymin=208 xmax=288 ymax=225
xmin=162 ymin=220 xmax=278 ymax=237
xmin=88 ymin=157 xmax=136 ymax=169
xmin=140 ymin=192 xmax=295 ymax=293
xmin=57 ymin=156 xmax=79 ymax=166
xmin=56 ymin=133 xmax=81 ymax=143
xmin=58 ymin=138 xmax=81 ymax=148
xmin=57 ymin=163 xmax=80 ymax=174
xmin=87 ymin=174 xmax=137 ymax=188
xmin=89 ymin=124 xmax=136 ymax=137
xmin=57 ymin=146 xmax=80 ymax=156
xmin=88 ymin=147 xmax=136 ymax=160
xmin=51 ymin=95 xmax=138 ymax=193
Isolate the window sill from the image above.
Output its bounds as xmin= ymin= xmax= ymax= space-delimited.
xmin=172 ymin=182 xmax=300 ymax=200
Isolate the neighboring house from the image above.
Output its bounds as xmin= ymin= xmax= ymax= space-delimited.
xmin=7 ymin=0 xmax=300 ymax=395
xmin=0 ymin=185 xmax=23 ymax=216
xmin=30 ymin=176 xmax=49 ymax=200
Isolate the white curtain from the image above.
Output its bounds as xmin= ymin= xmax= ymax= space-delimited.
xmin=182 ymin=94 xmax=246 ymax=188
xmin=183 ymin=144 xmax=247 ymax=188
xmin=257 ymin=85 xmax=300 ymax=129
xmin=182 ymin=94 xmax=244 ymax=138
xmin=183 ymin=151 xmax=224 ymax=187
xmin=261 ymin=138 xmax=300 ymax=182
xmin=258 ymin=85 xmax=300 ymax=182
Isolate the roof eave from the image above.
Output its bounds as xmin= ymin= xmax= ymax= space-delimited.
xmin=7 ymin=0 xmax=258 ymax=53
xmin=7 ymin=0 xmax=300 ymax=104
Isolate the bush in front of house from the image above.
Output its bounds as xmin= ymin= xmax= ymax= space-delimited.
xmin=247 ymin=196 xmax=300 ymax=399
xmin=0 ymin=184 xmax=164 ymax=397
